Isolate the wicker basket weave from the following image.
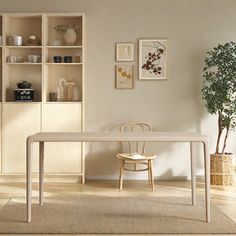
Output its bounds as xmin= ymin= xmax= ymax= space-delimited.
xmin=210 ymin=154 xmax=234 ymax=186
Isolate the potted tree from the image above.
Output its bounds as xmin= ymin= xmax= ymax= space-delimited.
xmin=202 ymin=42 xmax=236 ymax=185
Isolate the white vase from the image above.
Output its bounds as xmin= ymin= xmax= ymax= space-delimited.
xmin=64 ymin=28 xmax=77 ymax=45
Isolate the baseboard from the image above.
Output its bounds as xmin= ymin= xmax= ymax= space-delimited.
xmin=0 ymin=173 xmax=191 ymax=182
xmin=0 ymin=174 xmax=82 ymax=183
xmin=86 ymin=175 xmax=189 ymax=181
xmin=1 ymin=173 xmax=229 ymax=183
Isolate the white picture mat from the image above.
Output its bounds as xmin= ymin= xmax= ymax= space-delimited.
xmin=116 ymin=43 xmax=134 ymax=61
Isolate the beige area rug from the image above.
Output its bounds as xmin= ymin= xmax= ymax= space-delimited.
xmin=0 ymin=196 xmax=236 ymax=234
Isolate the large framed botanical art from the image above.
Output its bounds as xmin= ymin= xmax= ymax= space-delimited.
xmin=139 ymin=39 xmax=167 ymax=80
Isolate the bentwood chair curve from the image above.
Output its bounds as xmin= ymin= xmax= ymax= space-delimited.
xmin=117 ymin=122 xmax=157 ymax=191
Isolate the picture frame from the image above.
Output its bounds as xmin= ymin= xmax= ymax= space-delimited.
xmin=115 ymin=65 xmax=134 ymax=89
xmin=139 ymin=39 xmax=167 ymax=80
xmin=116 ymin=43 xmax=134 ymax=61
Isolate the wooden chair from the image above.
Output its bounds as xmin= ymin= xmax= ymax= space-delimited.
xmin=117 ymin=122 xmax=157 ymax=191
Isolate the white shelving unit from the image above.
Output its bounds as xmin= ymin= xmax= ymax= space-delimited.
xmin=0 ymin=13 xmax=85 ymax=179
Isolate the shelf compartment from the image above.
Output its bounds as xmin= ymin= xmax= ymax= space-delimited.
xmin=5 ymin=47 xmax=42 ymax=63
xmin=4 ymin=15 xmax=42 ymax=46
xmin=46 ymin=16 xmax=83 ymax=46
xmin=46 ymin=45 xmax=82 ymax=63
xmin=5 ymin=65 xmax=42 ymax=102
xmin=45 ymin=65 xmax=82 ymax=102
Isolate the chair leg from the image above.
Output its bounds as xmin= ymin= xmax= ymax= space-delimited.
xmin=148 ymin=160 xmax=151 ymax=186
xmin=150 ymin=160 xmax=155 ymax=191
xmin=119 ymin=160 xmax=124 ymax=190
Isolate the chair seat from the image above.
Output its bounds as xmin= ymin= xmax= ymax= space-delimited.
xmin=117 ymin=153 xmax=157 ymax=161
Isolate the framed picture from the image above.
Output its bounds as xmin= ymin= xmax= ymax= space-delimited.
xmin=115 ymin=65 xmax=134 ymax=89
xmin=139 ymin=39 xmax=167 ymax=80
xmin=116 ymin=43 xmax=134 ymax=61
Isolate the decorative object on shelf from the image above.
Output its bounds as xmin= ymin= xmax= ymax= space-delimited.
xmin=49 ymin=92 xmax=58 ymax=101
xmin=75 ymin=53 xmax=81 ymax=63
xmin=139 ymin=39 xmax=167 ymax=80
xmin=54 ymin=24 xmax=80 ymax=45
xmin=7 ymin=55 xmax=17 ymax=63
xmin=7 ymin=55 xmax=25 ymax=63
xmin=116 ymin=43 xmax=134 ymax=61
xmin=202 ymin=42 xmax=236 ymax=185
xmin=73 ymin=85 xmax=80 ymax=101
xmin=17 ymin=56 xmax=24 ymax=63
xmin=66 ymin=81 xmax=76 ymax=100
xmin=57 ymin=78 xmax=80 ymax=101
xmin=26 ymin=35 xmax=40 ymax=46
xmin=64 ymin=28 xmax=76 ymax=45
xmin=57 ymin=77 xmax=67 ymax=101
xmin=17 ymin=80 xmax=32 ymax=89
xmin=115 ymin=65 xmax=134 ymax=89
xmin=64 ymin=56 xmax=72 ymax=63
xmin=52 ymin=39 xmax=62 ymax=46
xmin=14 ymin=89 xmax=35 ymax=101
xmin=53 ymin=56 xmax=62 ymax=63
xmin=7 ymin=35 xmax=23 ymax=46
xmin=27 ymin=54 xmax=40 ymax=63
xmin=14 ymin=80 xmax=34 ymax=101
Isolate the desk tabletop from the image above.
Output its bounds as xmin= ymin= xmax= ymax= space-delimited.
xmin=28 ymin=132 xmax=209 ymax=143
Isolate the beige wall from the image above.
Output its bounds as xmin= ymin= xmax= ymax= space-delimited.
xmin=1 ymin=0 xmax=236 ymax=179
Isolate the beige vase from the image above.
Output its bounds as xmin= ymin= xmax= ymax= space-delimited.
xmin=64 ymin=28 xmax=76 ymax=45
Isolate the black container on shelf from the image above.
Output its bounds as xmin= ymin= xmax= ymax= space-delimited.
xmin=64 ymin=56 xmax=72 ymax=63
xmin=17 ymin=80 xmax=32 ymax=89
xmin=14 ymin=89 xmax=35 ymax=101
xmin=53 ymin=56 xmax=62 ymax=63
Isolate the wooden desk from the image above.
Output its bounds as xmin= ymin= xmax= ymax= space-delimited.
xmin=26 ymin=132 xmax=210 ymax=223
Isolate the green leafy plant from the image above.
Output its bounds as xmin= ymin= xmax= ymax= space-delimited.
xmin=202 ymin=42 xmax=236 ymax=154
xmin=54 ymin=24 xmax=79 ymax=33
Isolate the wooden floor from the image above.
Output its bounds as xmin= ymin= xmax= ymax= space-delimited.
xmin=0 ymin=179 xmax=236 ymax=236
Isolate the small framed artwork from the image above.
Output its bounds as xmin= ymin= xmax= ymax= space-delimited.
xmin=115 ymin=65 xmax=134 ymax=89
xmin=116 ymin=43 xmax=134 ymax=61
xmin=139 ymin=39 xmax=167 ymax=80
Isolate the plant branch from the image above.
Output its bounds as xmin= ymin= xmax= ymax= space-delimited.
xmin=215 ymin=111 xmax=223 ymax=154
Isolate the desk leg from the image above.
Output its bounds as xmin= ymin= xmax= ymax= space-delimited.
xmin=203 ymin=141 xmax=210 ymax=223
xmin=190 ymin=142 xmax=196 ymax=205
xmin=26 ymin=138 xmax=32 ymax=223
xmin=39 ymin=142 xmax=44 ymax=206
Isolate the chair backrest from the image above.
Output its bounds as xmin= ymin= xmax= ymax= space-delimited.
xmin=120 ymin=122 xmax=152 ymax=154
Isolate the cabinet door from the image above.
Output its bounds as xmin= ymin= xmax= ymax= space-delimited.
xmin=2 ymin=103 xmax=41 ymax=173
xmin=42 ymin=103 xmax=82 ymax=173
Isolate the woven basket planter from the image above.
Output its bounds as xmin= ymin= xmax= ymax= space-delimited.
xmin=210 ymin=153 xmax=234 ymax=186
